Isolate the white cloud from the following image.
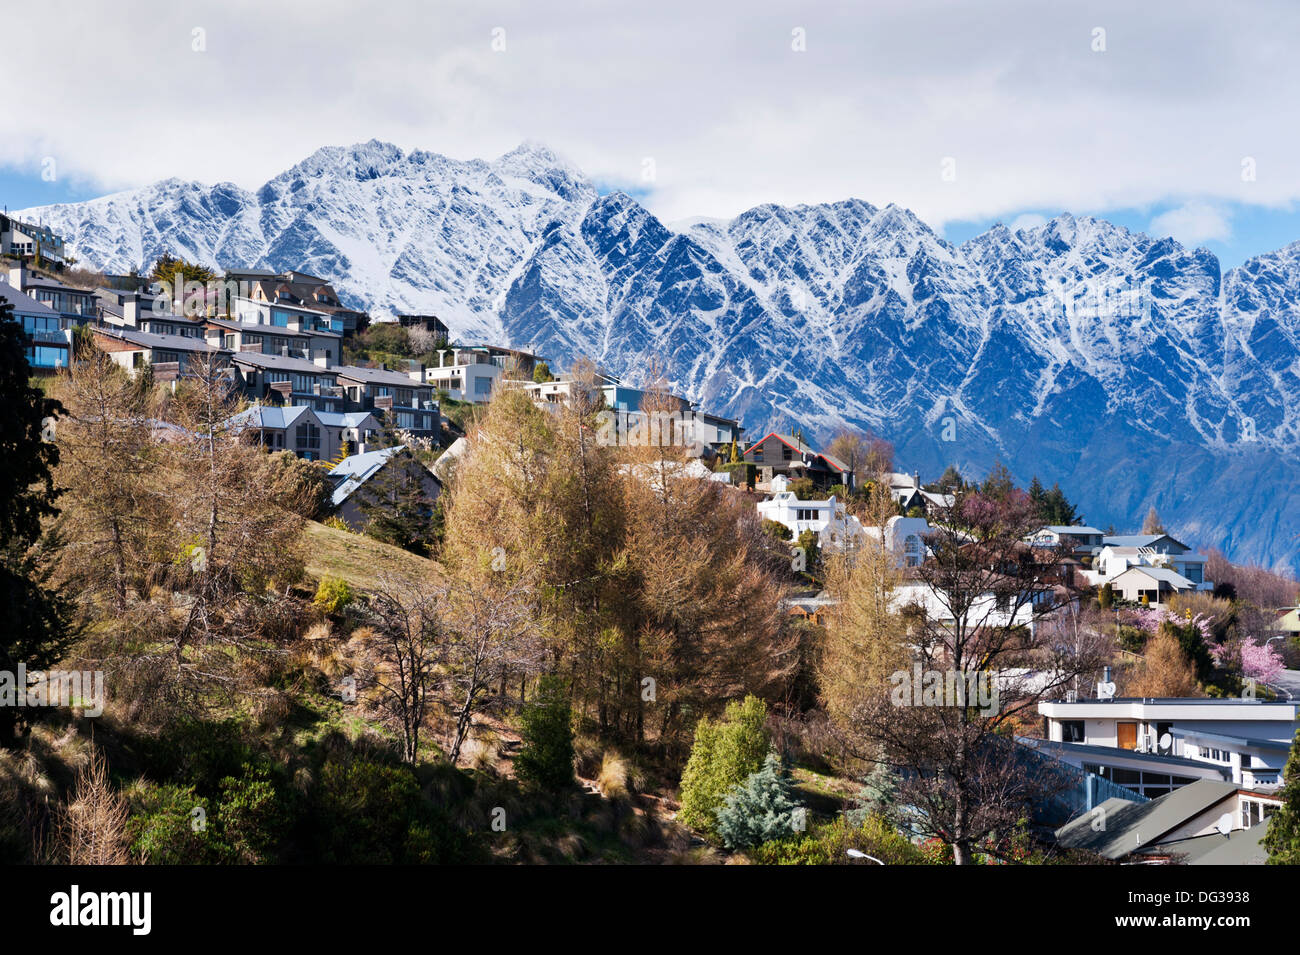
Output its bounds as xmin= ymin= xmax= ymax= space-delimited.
xmin=1009 ymin=213 xmax=1048 ymax=233
xmin=1149 ymin=202 xmax=1233 ymax=247
xmin=3 ymin=0 xmax=1299 ymax=228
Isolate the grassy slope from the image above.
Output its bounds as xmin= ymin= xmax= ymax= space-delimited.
xmin=303 ymin=520 xmax=444 ymax=591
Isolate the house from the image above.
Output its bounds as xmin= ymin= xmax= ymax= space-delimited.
xmin=395 ymin=314 xmax=450 ymax=338
xmin=334 ymin=365 xmax=439 ymax=438
xmin=757 ymin=484 xmax=866 ymax=554
xmin=206 ymin=316 xmax=341 ymax=365
xmin=1053 ymin=778 xmax=1281 ymax=862
xmin=0 ymin=214 xmax=65 ymax=262
xmin=231 ymin=295 xmax=344 ymax=337
xmin=92 ymin=327 xmax=230 ymax=382
xmin=7 ymin=267 xmax=98 ymax=322
xmin=887 ymin=472 xmax=954 ymax=514
xmin=328 ymin=447 xmax=442 ymax=529
xmin=510 ymin=374 xmax=744 ymax=453
xmin=223 ymin=405 xmax=376 ymax=462
xmin=1274 ymin=606 xmax=1300 ymax=636
xmin=1086 ymin=542 xmax=1210 ymax=590
xmin=223 ymin=269 xmax=366 ymax=334
xmin=426 ymin=351 xmax=502 ymax=403
xmin=1027 ymin=525 xmax=1105 ymax=556
xmin=316 ymin=410 xmax=383 ymax=456
xmin=0 ymin=283 xmax=72 ymax=371
xmin=230 ymin=352 xmax=344 ymax=412
xmin=742 ymin=433 xmax=851 ymax=491
xmin=1108 ymin=565 xmax=1198 ymax=606
xmin=1039 ymin=696 xmax=1300 ymax=790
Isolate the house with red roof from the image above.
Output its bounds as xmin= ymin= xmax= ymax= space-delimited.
xmin=741 ymin=432 xmax=852 ymax=491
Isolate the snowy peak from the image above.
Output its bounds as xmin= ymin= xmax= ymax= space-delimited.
xmin=15 ymin=143 xmax=1300 ymax=568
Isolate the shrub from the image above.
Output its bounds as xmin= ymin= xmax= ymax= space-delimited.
xmin=321 ymin=515 xmax=352 ymax=533
xmin=761 ymin=519 xmax=793 ymax=542
xmin=312 ymin=576 xmax=354 ymax=616
xmin=261 ymin=450 xmax=331 ymax=518
xmin=787 ymin=477 xmax=817 ymax=500
xmin=678 ymin=695 xmax=768 ymax=836
xmin=714 ymin=752 xmax=803 ymax=849
xmin=747 ymin=815 xmax=926 ymax=865
xmin=514 ymin=676 xmax=576 ymax=792
xmin=125 ymin=781 xmax=213 ymax=864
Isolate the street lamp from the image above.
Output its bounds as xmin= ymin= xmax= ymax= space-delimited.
xmin=845 ymin=849 xmax=885 ymax=864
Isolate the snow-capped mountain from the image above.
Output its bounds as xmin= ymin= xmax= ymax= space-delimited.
xmin=17 ymin=141 xmax=1300 ymax=570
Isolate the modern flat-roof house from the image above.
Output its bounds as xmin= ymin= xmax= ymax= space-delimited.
xmin=206 ymin=316 xmax=341 ymax=365
xmin=1039 ymin=696 xmax=1300 ymax=790
xmin=425 ymin=348 xmax=505 ymax=403
xmin=232 ymin=295 xmax=343 ymax=337
xmin=395 ymin=314 xmax=450 ymax=337
xmin=92 ymin=327 xmax=230 ymax=382
xmin=334 ymin=365 xmax=439 ymax=438
xmin=1085 ymin=543 xmax=1210 ymax=591
xmin=743 ymin=432 xmax=851 ymax=491
xmin=7 ymin=267 xmax=98 ymax=322
xmin=1 ymin=283 xmax=72 ymax=371
xmin=230 ymin=352 xmax=344 ymax=412
xmin=0 ymin=214 xmax=65 ymax=262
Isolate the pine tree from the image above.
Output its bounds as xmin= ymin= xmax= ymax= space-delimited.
xmin=714 ymin=752 xmax=803 ymax=850
xmin=980 ymin=461 xmax=1015 ymax=500
xmin=1028 ymin=475 xmax=1046 ymax=517
xmin=1263 ymin=730 xmax=1300 ymax=864
xmin=1042 ymin=483 xmax=1081 ymax=525
xmin=0 ymin=303 xmax=72 ymax=747
xmin=357 ymin=449 xmax=436 ymax=556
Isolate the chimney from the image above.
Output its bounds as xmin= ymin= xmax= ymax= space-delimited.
xmin=8 ymin=265 xmax=27 ymax=291
xmin=914 ymin=470 xmax=920 ymax=488
xmin=313 ymin=350 xmax=330 ymax=368
xmin=123 ymin=294 xmax=140 ymax=327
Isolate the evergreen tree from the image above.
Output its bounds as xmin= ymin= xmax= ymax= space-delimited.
xmin=933 ymin=465 xmax=965 ymax=494
xmin=1028 ymin=475 xmax=1046 ymax=515
xmin=678 ymin=696 xmax=769 ymax=836
xmin=980 ymin=461 xmax=1016 ymax=500
xmin=1042 ymin=483 xmax=1081 ymax=525
xmin=514 ymin=675 xmax=575 ymax=792
xmin=357 ymin=449 xmax=437 ymax=556
xmin=714 ymin=752 xmax=803 ymax=850
xmin=1264 ymin=730 xmax=1300 ymax=864
xmin=0 ymin=304 xmax=72 ymax=747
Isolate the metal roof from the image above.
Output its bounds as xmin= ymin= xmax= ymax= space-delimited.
xmin=1054 ymin=779 xmax=1240 ymax=859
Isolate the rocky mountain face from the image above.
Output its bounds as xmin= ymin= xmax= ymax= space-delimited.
xmin=20 ymin=141 xmax=1300 ymax=570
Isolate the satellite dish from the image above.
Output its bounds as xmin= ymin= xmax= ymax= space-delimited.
xmin=1216 ymin=812 xmax=1233 ymax=837
xmin=1158 ymin=732 xmax=1173 ymax=755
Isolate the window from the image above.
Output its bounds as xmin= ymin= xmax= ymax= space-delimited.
xmin=295 ymin=422 xmax=320 ymax=451
xmin=474 ymin=376 xmax=492 ymax=396
xmin=782 ymin=444 xmax=793 ymax=461
xmin=1060 ymin=720 xmax=1085 ymax=743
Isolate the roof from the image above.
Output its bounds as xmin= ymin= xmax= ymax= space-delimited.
xmin=317 ymin=410 xmax=378 ymax=428
xmin=1104 ymin=534 xmax=1189 ymax=551
xmin=1170 ymin=728 xmax=1296 ymax=751
xmin=1028 ymin=738 xmax=1228 ymax=774
xmin=231 ymin=351 xmax=336 ymax=375
xmin=334 ymin=364 xmax=429 ymax=389
xmin=0 ymin=283 xmax=61 ymax=318
xmin=208 ymin=317 xmax=338 ymax=339
xmin=226 ymin=404 xmax=314 ymax=432
xmin=94 ymin=327 xmax=223 ymax=353
xmin=1043 ymin=525 xmax=1104 ymax=535
xmin=1054 ymin=779 xmax=1240 ymax=859
xmin=1112 ymin=565 xmax=1195 ymax=587
xmin=329 ymin=447 xmax=404 ymax=507
xmin=1138 ymin=818 xmax=1271 ymax=865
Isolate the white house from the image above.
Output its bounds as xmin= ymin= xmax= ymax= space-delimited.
xmin=1038 ymin=697 xmax=1300 ymax=790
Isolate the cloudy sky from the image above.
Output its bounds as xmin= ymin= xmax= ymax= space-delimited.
xmin=5 ymin=0 xmax=1300 ymax=264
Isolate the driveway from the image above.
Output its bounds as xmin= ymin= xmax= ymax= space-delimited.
xmin=1268 ymin=668 xmax=1300 ymax=701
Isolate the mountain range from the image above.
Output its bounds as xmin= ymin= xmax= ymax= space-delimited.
xmin=17 ymin=140 xmax=1300 ymax=572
